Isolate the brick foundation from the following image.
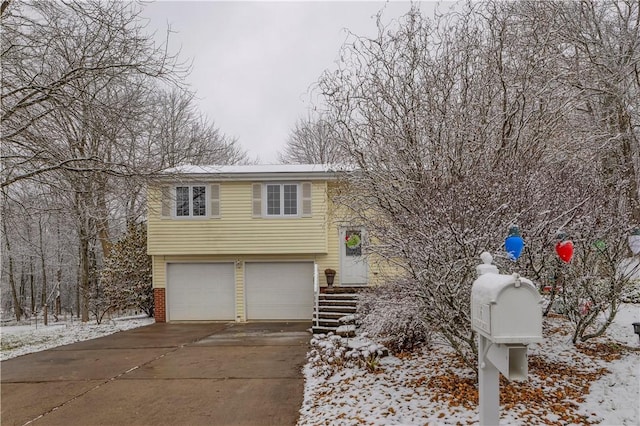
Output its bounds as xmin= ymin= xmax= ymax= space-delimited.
xmin=154 ymin=288 xmax=166 ymax=322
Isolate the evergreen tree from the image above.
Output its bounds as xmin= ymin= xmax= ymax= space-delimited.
xmin=100 ymin=223 xmax=153 ymax=318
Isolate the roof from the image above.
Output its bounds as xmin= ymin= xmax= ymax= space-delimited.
xmin=160 ymin=164 xmax=340 ymax=181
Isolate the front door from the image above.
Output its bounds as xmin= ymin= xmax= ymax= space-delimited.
xmin=340 ymin=227 xmax=368 ymax=285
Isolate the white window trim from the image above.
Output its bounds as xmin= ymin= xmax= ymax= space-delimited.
xmin=263 ymin=182 xmax=300 ymax=218
xmin=173 ymin=184 xmax=209 ymax=219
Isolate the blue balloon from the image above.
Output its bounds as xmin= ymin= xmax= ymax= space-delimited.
xmin=505 ymin=235 xmax=524 ymax=261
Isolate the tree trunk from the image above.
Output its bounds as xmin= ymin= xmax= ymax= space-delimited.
xmin=96 ymin=180 xmax=112 ymax=258
xmin=76 ymin=249 xmax=80 ymax=319
xmin=74 ymin=190 xmax=93 ymax=323
xmin=56 ymin=290 xmax=61 ymax=316
xmin=56 ymin=269 xmax=62 ymax=316
xmin=30 ymin=261 xmax=35 ymax=315
xmin=76 ymin=264 xmax=80 ymax=318
xmin=79 ymin=229 xmax=90 ymax=322
xmin=3 ymin=212 xmax=23 ymax=321
xmin=620 ymin=130 xmax=640 ymax=226
xmin=55 ymin=217 xmax=63 ymax=319
xmin=19 ymin=260 xmax=27 ymax=317
xmin=39 ymin=218 xmax=48 ymax=326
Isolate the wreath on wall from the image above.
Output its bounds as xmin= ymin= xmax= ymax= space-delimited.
xmin=345 ymin=233 xmax=361 ymax=248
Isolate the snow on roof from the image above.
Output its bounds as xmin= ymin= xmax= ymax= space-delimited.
xmin=163 ymin=164 xmax=337 ymax=175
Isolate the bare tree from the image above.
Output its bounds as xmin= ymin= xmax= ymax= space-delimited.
xmin=146 ymin=88 xmax=249 ymax=167
xmin=279 ymin=115 xmax=344 ymax=164
xmin=1 ymin=181 xmax=79 ymax=321
xmin=0 ymin=0 xmax=188 ymax=189
xmin=318 ymin=1 xmax=639 ymax=363
xmin=1 ymin=189 xmax=23 ymax=320
xmin=1 ymin=1 xmax=250 ymax=322
xmin=562 ymin=0 xmax=640 ymax=225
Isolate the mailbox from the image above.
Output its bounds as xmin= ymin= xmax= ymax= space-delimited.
xmin=473 ymin=252 xmax=543 ymax=425
xmin=471 ymin=254 xmax=543 ymax=344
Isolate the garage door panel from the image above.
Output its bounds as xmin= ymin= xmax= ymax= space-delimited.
xmin=167 ymin=263 xmax=235 ymax=321
xmin=245 ymin=262 xmax=313 ymax=320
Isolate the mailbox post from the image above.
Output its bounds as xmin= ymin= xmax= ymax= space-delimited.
xmin=471 ymin=252 xmax=543 ymax=425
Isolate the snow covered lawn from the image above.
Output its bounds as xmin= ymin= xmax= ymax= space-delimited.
xmin=1 ymin=315 xmax=154 ymax=361
xmin=299 ymin=304 xmax=640 ymax=425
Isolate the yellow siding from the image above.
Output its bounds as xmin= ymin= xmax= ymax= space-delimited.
xmin=149 ymin=179 xmax=401 ymax=296
xmin=368 ymin=255 xmax=405 ymax=286
xmin=148 ymin=181 xmax=328 ymax=255
xmin=325 ymin=182 xmax=399 ymax=287
xmin=152 ymin=256 xmax=165 ymax=289
xmin=323 ymin=219 xmax=391 ymax=286
xmin=325 ymin=224 xmax=340 ymax=286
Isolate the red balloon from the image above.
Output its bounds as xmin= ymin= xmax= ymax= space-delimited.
xmin=555 ymin=241 xmax=574 ymax=263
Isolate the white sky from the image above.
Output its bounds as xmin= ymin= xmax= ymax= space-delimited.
xmin=140 ymin=1 xmax=443 ymax=164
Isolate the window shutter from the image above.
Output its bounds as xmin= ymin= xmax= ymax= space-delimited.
xmin=301 ymin=182 xmax=312 ymax=217
xmin=252 ymin=183 xmax=262 ymax=217
xmin=210 ymin=184 xmax=220 ymax=218
xmin=161 ymin=186 xmax=171 ymax=218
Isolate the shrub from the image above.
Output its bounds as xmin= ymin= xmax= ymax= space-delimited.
xmin=307 ymin=333 xmax=386 ymax=377
xmin=357 ymin=280 xmax=433 ymax=354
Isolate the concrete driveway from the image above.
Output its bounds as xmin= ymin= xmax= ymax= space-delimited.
xmin=1 ymin=322 xmax=311 ymax=426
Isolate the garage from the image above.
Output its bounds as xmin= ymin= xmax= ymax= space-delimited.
xmin=167 ymin=263 xmax=235 ymax=321
xmin=245 ymin=262 xmax=314 ymax=320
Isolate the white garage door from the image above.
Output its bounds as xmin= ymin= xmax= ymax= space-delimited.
xmin=167 ymin=263 xmax=235 ymax=321
xmin=245 ymin=262 xmax=314 ymax=320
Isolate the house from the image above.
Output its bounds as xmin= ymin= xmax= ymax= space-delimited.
xmin=147 ymin=164 xmax=378 ymax=323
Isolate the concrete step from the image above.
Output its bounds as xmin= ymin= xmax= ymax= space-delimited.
xmin=313 ymin=311 xmax=345 ymax=320
xmin=320 ymin=286 xmax=367 ymax=294
xmin=315 ymin=305 xmax=356 ymax=314
xmin=312 ymin=317 xmax=340 ymax=327
xmin=318 ymin=293 xmax=359 ymax=301
xmin=319 ymin=300 xmax=357 ymax=307
xmin=313 ymin=292 xmax=358 ymax=330
xmin=313 ymin=312 xmax=357 ymax=322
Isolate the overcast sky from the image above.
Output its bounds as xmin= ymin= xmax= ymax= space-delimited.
xmin=140 ymin=1 xmax=443 ymax=164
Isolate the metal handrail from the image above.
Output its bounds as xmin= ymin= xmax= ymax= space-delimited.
xmin=313 ymin=263 xmax=319 ymax=328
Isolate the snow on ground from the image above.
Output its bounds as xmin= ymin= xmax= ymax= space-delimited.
xmin=299 ymin=304 xmax=640 ymax=425
xmin=0 ymin=315 xmax=154 ymax=361
xmin=579 ymin=304 xmax=640 ymax=426
xmin=2 ymin=306 xmax=638 ymax=424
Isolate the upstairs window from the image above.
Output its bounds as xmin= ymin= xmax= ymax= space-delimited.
xmin=252 ymin=182 xmax=312 ymax=218
xmin=265 ymin=183 xmax=298 ymax=216
xmin=176 ymin=185 xmax=207 ymax=217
